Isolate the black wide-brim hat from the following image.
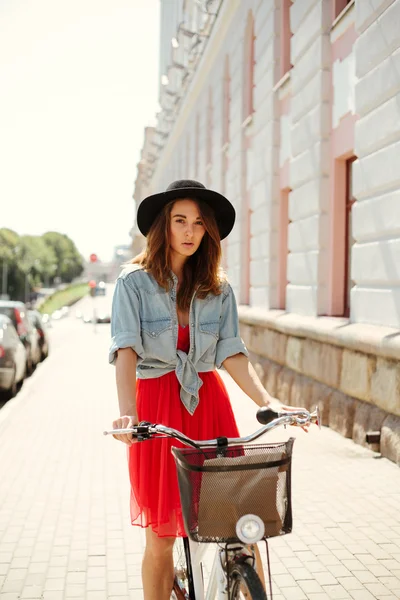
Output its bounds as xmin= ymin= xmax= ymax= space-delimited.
xmin=136 ymin=179 xmax=235 ymax=240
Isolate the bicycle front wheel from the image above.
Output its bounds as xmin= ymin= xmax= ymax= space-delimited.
xmin=171 ymin=537 xmax=193 ymax=600
xmin=229 ymin=562 xmax=268 ymax=600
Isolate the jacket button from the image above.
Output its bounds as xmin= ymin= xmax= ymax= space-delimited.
xmin=151 ymin=332 xmax=156 ymax=336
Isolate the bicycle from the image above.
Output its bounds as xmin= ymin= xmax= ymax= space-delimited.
xmin=104 ymin=405 xmax=320 ymax=599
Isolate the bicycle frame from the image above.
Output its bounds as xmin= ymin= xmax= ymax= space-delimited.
xmin=184 ymin=536 xmax=255 ymax=599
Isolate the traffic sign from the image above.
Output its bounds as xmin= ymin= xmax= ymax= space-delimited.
xmin=88 ymin=280 xmax=97 ymax=288
xmin=89 ymin=253 xmax=98 ymax=263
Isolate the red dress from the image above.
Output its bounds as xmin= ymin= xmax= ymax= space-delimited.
xmin=128 ymin=324 xmax=240 ymax=537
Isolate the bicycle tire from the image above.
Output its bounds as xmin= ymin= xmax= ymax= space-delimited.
xmin=229 ymin=562 xmax=268 ymax=600
xmin=171 ymin=537 xmax=193 ymax=599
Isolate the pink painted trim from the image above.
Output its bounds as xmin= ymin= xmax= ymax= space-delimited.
xmin=278 ymin=190 xmax=289 ymax=309
xmin=221 ymin=146 xmax=229 ymax=271
xmin=240 ymin=190 xmax=251 ymax=305
xmin=332 ymin=24 xmax=357 ymax=61
xmin=222 ymin=56 xmax=230 ymax=145
xmin=328 ymin=159 xmax=347 ymax=316
xmin=327 ymin=13 xmax=358 ymax=318
xmin=332 ymin=111 xmax=357 ymax=159
xmin=240 ymin=128 xmax=253 ymax=305
xmin=280 ymin=159 xmax=290 ymax=190
xmin=328 ymin=112 xmax=356 ymax=315
xmin=243 ymin=11 xmax=255 ymax=120
xmin=280 ymin=95 xmax=290 ymax=116
xmin=280 ymin=0 xmax=292 ymax=79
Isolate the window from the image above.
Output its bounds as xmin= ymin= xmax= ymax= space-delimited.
xmin=333 ymin=0 xmax=353 ymax=20
xmin=278 ymin=189 xmax=290 ymax=309
xmin=243 ymin=11 xmax=255 ymax=122
xmin=344 ymin=157 xmax=356 ymax=317
xmin=206 ymin=89 xmax=213 ymax=187
xmin=222 ymin=56 xmax=230 ymax=147
xmin=194 ymin=114 xmax=199 ymax=177
xmin=221 ymin=58 xmax=230 ymax=270
xmin=280 ymin=0 xmax=292 ymax=79
xmin=185 ymin=134 xmax=190 ymax=177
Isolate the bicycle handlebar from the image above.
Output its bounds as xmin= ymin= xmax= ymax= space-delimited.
xmin=103 ymin=406 xmax=320 ymax=448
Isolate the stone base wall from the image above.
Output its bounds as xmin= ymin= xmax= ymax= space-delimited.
xmin=239 ymin=311 xmax=400 ymax=466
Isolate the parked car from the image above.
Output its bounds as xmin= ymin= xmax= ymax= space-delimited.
xmin=95 ymin=281 xmax=106 ymax=296
xmin=95 ymin=313 xmax=111 ymax=324
xmin=0 ymin=314 xmax=27 ymax=400
xmin=27 ymin=315 xmax=41 ymax=366
xmin=82 ymin=312 xmax=111 ymax=324
xmin=28 ymin=310 xmax=50 ymax=361
xmin=0 ymin=300 xmax=38 ymax=374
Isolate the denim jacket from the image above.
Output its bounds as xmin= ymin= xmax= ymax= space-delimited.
xmin=109 ymin=264 xmax=248 ymax=414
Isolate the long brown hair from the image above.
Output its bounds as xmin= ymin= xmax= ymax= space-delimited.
xmin=132 ymin=198 xmax=225 ymax=310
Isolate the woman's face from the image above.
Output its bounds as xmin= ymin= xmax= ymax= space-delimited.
xmin=169 ymin=198 xmax=206 ymax=260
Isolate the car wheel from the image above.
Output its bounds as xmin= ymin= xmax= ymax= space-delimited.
xmin=26 ymin=356 xmax=34 ymax=377
xmin=0 ymin=368 xmax=17 ymax=401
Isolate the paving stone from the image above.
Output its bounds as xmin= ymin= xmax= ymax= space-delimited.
xmin=364 ymin=581 xmax=394 ymax=595
xmin=299 ymin=579 xmax=324 ymax=593
xmin=322 ymin=584 xmax=351 ymax=598
xmin=336 ymin=576 xmax=364 ymax=591
xmin=0 ymin=319 xmax=399 ymax=600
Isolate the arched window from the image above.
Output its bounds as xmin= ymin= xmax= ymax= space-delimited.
xmin=243 ymin=11 xmax=255 ymax=123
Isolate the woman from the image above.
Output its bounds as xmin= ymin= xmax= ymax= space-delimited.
xmin=109 ymin=180 xmax=303 ymax=599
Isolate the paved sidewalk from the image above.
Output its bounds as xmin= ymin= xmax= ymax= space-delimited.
xmin=0 ymin=317 xmax=400 ymax=600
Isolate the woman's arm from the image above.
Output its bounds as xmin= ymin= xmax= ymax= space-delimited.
xmin=112 ymin=347 xmax=138 ymax=445
xmin=222 ymin=353 xmax=281 ymax=409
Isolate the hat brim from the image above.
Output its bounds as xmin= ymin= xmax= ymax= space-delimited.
xmin=136 ymin=187 xmax=235 ymax=240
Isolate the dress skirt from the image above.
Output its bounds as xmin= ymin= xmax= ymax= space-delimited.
xmin=127 ymin=325 xmax=240 ymax=538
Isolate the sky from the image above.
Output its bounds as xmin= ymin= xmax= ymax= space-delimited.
xmin=0 ymin=0 xmax=160 ymax=262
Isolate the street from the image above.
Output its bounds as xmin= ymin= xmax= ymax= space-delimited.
xmin=0 ymin=289 xmax=399 ymax=600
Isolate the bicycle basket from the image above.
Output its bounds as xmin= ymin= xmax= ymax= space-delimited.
xmin=171 ymin=439 xmax=294 ymax=543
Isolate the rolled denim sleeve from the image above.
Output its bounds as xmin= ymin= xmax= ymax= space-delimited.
xmin=109 ymin=276 xmax=144 ymax=365
xmin=215 ymin=284 xmax=249 ymax=368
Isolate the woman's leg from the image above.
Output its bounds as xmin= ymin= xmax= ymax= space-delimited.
xmin=142 ymin=527 xmax=175 ymax=600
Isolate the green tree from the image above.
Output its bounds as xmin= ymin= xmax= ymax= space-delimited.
xmin=42 ymin=232 xmax=84 ymax=283
xmin=0 ymin=229 xmax=23 ymax=299
xmin=17 ymin=235 xmax=57 ymax=288
xmin=0 ymin=228 xmax=84 ymax=300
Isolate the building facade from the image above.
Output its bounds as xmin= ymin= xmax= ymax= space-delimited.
xmin=133 ymin=0 xmax=400 ymax=464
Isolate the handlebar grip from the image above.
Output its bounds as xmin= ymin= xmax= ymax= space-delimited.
xmin=256 ymin=407 xmax=279 ymax=425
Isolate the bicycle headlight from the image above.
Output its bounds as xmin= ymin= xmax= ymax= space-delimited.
xmin=236 ymin=514 xmax=265 ymax=544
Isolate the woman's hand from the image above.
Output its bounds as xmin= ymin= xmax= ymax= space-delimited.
xmin=112 ymin=414 xmax=138 ymax=445
xmin=265 ymin=397 xmax=310 ymax=432
xmin=281 ymin=404 xmax=310 ymax=432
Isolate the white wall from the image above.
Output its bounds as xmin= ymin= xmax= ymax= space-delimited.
xmin=151 ymin=0 xmax=277 ymax=304
xmin=352 ymin=0 xmax=400 ymax=328
xmin=287 ymin=0 xmax=331 ymax=316
xmin=148 ymin=0 xmax=400 ymax=329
